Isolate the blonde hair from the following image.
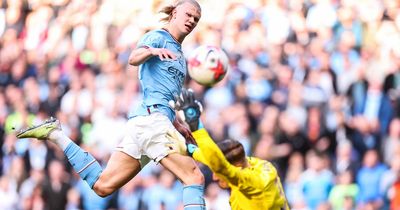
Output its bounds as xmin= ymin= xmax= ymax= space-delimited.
xmin=159 ymin=0 xmax=201 ymax=22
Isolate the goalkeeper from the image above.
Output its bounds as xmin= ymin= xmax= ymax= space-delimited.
xmin=170 ymin=89 xmax=290 ymax=210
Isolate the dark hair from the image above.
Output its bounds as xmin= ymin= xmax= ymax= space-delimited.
xmin=217 ymin=139 xmax=246 ymax=165
xmin=159 ymin=0 xmax=201 ymax=22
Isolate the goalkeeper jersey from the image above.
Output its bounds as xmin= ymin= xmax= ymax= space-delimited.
xmin=192 ymin=129 xmax=289 ymax=210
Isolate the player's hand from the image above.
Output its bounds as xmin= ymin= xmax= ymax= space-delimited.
xmin=173 ymin=119 xmax=197 ymax=145
xmin=149 ymin=48 xmax=177 ymax=60
xmin=169 ymin=88 xmax=203 ymax=132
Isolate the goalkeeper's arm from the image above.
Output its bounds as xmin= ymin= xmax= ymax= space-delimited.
xmin=171 ymin=89 xmax=241 ymax=184
xmin=170 ymin=89 xmax=203 ymax=155
xmin=191 ymin=128 xmax=238 ymax=176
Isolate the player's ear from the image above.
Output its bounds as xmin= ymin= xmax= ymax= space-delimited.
xmin=172 ymin=8 xmax=177 ymax=19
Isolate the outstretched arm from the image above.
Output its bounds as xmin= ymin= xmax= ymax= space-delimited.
xmin=191 ymin=128 xmax=241 ymax=186
xmin=128 ymin=47 xmax=154 ymax=66
xmin=171 ymin=89 xmax=241 ymax=185
xmin=130 ymin=31 xmax=178 ymax=66
xmin=129 ymin=46 xmax=177 ymax=66
xmin=173 ymin=89 xmax=276 ymax=188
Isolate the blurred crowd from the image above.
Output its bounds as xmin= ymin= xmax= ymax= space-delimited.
xmin=1 ymin=0 xmax=400 ymax=209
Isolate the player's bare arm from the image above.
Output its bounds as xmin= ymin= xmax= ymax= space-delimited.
xmin=128 ymin=47 xmax=177 ymax=66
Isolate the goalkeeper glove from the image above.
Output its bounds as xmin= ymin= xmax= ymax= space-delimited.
xmin=170 ymin=88 xmax=203 ymax=132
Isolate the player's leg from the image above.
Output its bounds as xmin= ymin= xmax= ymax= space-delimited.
xmin=16 ymin=118 xmax=142 ymax=197
xmin=92 ymin=151 xmax=142 ymax=197
xmin=160 ymin=153 xmax=206 ymax=210
xmin=58 ymin=139 xmax=142 ymax=197
xmin=142 ymin=113 xmax=206 ymax=210
xmin=128 ymin=112 xmax=205 ymax=209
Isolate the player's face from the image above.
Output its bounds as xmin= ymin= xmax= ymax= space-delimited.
xmin=212 ymin=173 xmax=229 ymax=189
xmin=173 ymin=2 xmax=201 ymax=35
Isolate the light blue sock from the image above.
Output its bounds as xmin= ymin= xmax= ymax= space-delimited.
xmin=64 ymin=142 xmax=103 ymax=188
xmin=183 ymin=184 xmax=206 ymax=210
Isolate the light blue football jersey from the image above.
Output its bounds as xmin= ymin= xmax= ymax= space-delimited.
xmin=130 ymin=29 xmax=187 ymax=121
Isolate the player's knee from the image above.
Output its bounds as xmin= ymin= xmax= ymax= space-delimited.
xmin=182 ymin=166 xmax=204 ymax=185
xmin=192 ymin=168 xmax=205 ymax=184
xmin=92 ymin=180 xmax=115 ymax=197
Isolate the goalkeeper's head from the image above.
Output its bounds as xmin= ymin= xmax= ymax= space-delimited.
xmin=213 ymin=139 xmax=248 ymax=189
xmin=217 ymin=139 xmax=248 ymax=167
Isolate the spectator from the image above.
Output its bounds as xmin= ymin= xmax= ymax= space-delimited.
xmin=380 ymin=153 xmax=400 ymax=209
xmin=389 ymin=173 xmax=400 ymax=210
xmin=381 ymin=118 xmax=400 ymax=165
xmin=142 ymin=169 xmax=182 ymax=210
xmin=284 ymin=152 xmax=306 ymax=208
xmin=356 ymin=149 xmax=387 ymax=209
xmin=42 ymin=159 xmax=71 ymax=210
xmin=299 ymin=150 xmax=334 ymax=209
xmin=332 ymin=141 xmax=359 ymax=176
xmin=328 ymin=170 xmax=359 ymax=210
xmin=347 ymin=71 xmax=393 ymax=156
xmin=204 ymin=182 xmax=230 ymax=210
xmin=117 ymin=176 xmax=145 ymax=210
xmin=0 ymin=175 xmax=19 ymax=210
xmin=19 ymin=168 xmax=45 ymax=209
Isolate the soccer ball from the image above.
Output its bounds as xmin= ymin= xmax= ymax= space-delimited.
xmin=188 ymin=46 xmax=229 ymax=86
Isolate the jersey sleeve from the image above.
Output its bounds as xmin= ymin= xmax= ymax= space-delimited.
xmin=136 ymin=31 xmax=164 ymax=49
xmin=192 ymin=129 xmax=272 ymax=190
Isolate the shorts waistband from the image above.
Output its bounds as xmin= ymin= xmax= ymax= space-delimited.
xmin=147 ymin=104 xmax=158 ymax=114
xmin=128 ymin=104 xmax=174 ymax=122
